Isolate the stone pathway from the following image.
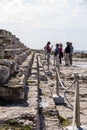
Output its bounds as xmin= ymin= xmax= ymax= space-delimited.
xmin=38 ymin=55 xmax=62 ymax=130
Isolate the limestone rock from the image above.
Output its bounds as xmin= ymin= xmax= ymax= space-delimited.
xmin=0 ymin=65 xmax=10 ymax=84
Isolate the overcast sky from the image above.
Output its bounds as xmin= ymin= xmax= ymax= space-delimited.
xmin=0 ymin=0 xmax=87 ymax=50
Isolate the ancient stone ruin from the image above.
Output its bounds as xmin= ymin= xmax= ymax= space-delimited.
xmin=0 ymin=29 xmax=34 ymax=102
xmin=0 ymin=29 xmax=87 ymax=130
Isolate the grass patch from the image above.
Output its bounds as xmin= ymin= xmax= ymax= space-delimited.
xmin=0 ymin=125 xmax=31 ymax=130
xmin=58 ymin=114 xmax=71 ymax=126
xmin=0 ymin=119 xmax=31 ymax=130
xmin=26 ymin=80 xmax=36 ymax=84
xmin=0 ymin=56 xmax=4 ymax=60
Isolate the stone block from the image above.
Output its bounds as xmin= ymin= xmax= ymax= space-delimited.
xmin=52 ymin=94 xmax=64 ymax=105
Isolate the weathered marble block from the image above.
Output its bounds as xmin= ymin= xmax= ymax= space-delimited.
xmin=0 ymin=59 xmax=19 ymax=76
xmin=0 ymin=74 xmax=26 ymax=102
xmin=0 ymin=86 xmax=25 ymax=102
xmin=0 ymin=65 xmax=10 ymax=84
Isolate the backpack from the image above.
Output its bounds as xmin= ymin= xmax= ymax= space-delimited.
xmin=46 ymin=45 xmax=51 ymax=53
xmin=54 ymin=51 xmax=57 ymax=56
xmin=54 ymin=47 xmax=59 ymax=56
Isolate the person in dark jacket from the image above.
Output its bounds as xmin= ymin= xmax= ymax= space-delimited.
xmin=69 ymin=42 xmax=74 ymax=65
xmin=64 ymin=42 xmax=70 ymax=66
xmin=59 ymin=43 xmax=63 ymax=64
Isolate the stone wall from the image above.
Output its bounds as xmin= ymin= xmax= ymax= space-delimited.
xmin=0 ymin=29 xmax=34 ymax=102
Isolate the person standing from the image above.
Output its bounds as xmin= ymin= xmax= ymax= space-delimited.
xmin=44 ymin=41 xmax=51 ymax=57
xmin=69 ymin=42 xmax=74 ymax=65
xmin=59 ymin=43 xmax=63 ymax=64
xmin=54 ymin=43 xmax=60 ymax=66
xmin=44 ymin=41 xmax=52 ymax=70
xmin=64 ymin=42 xmax=70 ymax=66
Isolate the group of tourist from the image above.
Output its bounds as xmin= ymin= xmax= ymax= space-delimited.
xmin=44 ymin=41 xmax=74 ymax=66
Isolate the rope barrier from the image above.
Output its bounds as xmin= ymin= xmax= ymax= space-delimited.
xmin=40 ymin=53 xmax=81 ymax=128
xmin=55 ymin=61 xmax=80 ymax=128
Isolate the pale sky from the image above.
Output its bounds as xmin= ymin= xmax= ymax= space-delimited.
xmin=0 ymin=0 xmax=87 ymax=50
